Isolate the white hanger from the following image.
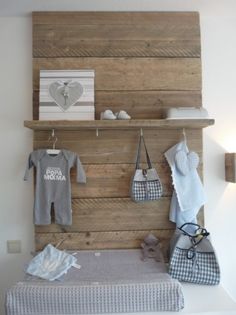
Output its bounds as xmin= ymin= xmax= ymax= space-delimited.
xmin=182 ymin=128 xmax=187 ymax=144
xmin=47 ymin=129 xmax=60 ymax=155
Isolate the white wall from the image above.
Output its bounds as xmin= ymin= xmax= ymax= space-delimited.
xmin=1 ymin=2 xmax=236 ymax=313
xmin=0 ymin=17 xmax=34 ymax=312
xmin=202 ymin=14 xmax=236 ymax=300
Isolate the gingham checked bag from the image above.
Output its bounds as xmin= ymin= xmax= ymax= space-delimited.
xmin=169 ymin=223 xmax=220 ymax=285
xmin=131 ymin=134 xmax=163 ymax=202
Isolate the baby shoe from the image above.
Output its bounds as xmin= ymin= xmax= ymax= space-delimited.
xmin=115 ymin=110 xmax=131 ymax=120
xmin=100 ymin=109 xmax=117 ymax=120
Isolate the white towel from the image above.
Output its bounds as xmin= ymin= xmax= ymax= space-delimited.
xmin=165 ymin=141 xmax=206 ymax=226
xmin=26 ymin=244 xmax=78 ymax=281
xmin=169 ymin=190 xmax=198 ymax=227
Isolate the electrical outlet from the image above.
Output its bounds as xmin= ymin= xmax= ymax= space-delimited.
xmin=7 ymin=240 xmax=22 ymax=254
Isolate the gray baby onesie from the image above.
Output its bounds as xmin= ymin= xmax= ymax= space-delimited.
xmin=24 ymin=149 xmax=86 ymax=225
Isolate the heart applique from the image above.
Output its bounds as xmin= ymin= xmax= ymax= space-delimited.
xmin=175 ymin=150 xmax=199 ymax=176
xmin=49 ymin=80 xmax=83 ymax=111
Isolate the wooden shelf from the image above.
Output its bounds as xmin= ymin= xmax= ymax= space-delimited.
xmin=24 ymin=119 xmax=214 ymax=131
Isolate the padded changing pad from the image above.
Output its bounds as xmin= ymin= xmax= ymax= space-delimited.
xmin=6 ymin=249 xmax=184 ymax=314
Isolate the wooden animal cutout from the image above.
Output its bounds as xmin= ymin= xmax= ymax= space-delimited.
xmin=141 ymin=234 xmax=164 ymax=262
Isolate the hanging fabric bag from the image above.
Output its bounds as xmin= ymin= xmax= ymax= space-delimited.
xmin=169 ymin=223 xmax=220 ymax=285
xmin=131 ymin=134 xmax=162 ymax=202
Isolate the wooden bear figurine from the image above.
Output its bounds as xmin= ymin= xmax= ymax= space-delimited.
xmin=141 ymin=233 xmax=164 ymax=262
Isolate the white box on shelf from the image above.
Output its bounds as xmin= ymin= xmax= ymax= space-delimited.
xmin=39 ymin=70 xmax=95 ymax=120
xmin=165 ymin=107 xmax=209 ymax=119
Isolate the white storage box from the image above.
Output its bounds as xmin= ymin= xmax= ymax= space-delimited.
xmin=39 ymin=70 xmax=95 ymax=120
xmin=165 ymin=107 xmax=209 ymax=119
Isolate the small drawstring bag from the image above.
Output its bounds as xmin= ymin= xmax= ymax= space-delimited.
xmin=131 ymin=134 xmax=163 ymax=202
xmin=169 ymin=223 xmax=220 ymax=285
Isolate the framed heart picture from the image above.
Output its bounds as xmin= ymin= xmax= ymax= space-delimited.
xmin=39 ymin=70 xmax=95 ymax=120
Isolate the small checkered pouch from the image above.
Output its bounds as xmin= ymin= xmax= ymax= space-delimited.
xmin=131 ymin=134 xmax=162 ymax=202
xmin=169 ymin=223 xmax=220 ymax=285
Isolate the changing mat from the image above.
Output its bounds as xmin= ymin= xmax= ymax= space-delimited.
xmin=6 ymin=249 xmax=184 ymax=314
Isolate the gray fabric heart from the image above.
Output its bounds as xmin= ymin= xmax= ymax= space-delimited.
xmin=49 ymin=80 xmax=83 ymax=111
xmin=175 ymin=150 xmax=199 ymax=176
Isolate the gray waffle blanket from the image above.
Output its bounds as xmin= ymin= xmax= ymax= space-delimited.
xmin=6 ymin=249 xmax=184 ymax=314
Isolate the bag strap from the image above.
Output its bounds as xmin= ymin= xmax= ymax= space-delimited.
xmin=186 ymin=234 xmax=209 ymax=260
xmin=135 ymin=135 xmax=152 ymax=170
xmin=179 ymin=223 xmax=201 ymax=237
xmin=179 ymin=222 xmax=209 ymax=239
xmin=179 ymin=223 xmax=210 ymax=260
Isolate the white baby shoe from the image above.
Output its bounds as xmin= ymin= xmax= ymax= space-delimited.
xmin=115 ymin=110 xmax=131 ymax=120
xmin=100 ymin=109 xmax=117 ymax=120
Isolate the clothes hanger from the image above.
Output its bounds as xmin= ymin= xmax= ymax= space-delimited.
xmin=47 ymin=129 xmax=61 ymax=155
xmin=182 ymin=128 xmax=187 ymax=144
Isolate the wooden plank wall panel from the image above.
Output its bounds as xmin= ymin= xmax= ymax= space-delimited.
xmin=33 ymin=12 xmax=200 ymax=58
xmin=70 ymin=164 xmax=173 ymax=198
xmin=35 ymin=198 xmax=174 ymax=233
xmin=33 ymin=12 xmax=199 ymax=25
xmin=34 ymin=129 xmax=203 ymax=198
xmin=34 ymin=129 xmax=202 ymax=164
xmin=35 ymin=229 xmax=174 ymax=259
xmin=33 ymin=90 xmax=202 ymax=120
xmin=30 ymin=162 xmax=202 ymax=198
xmin=94 ymin=91 xmax=202 ymax=120
xmin=33 ymin=12 xmax=202 ymax=253
xmin=33 ymin=58 xmax=201 ymax=91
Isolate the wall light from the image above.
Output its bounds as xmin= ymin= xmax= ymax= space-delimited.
xmin=225 ymin=153 xmax=236 ymax=182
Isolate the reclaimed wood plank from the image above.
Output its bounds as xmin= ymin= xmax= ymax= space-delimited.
xmin=35 ymin=229 xmax=174 ymax=259
xmin=28 ymin=162 xmax=202 ymax=198
xmin=33 ymin=24 xmax=200 ymax=41
xmin=26 ymin=120 xmax=213 ymax=131
xmin=33 ymin=58 xmax=201 ymax=91
xmin=33 ymin=12 xmax=200 ymax=26
xmin=70 ymin=163 xmax=173 ymax=198
xmin=33 ymin=40 xmax=200 ymax=58
xmin=33 ymin=129 xmax=203 ymax=164
xmin=35 ymin=197 xmax=174 ymax=233
xmin=70 ymin=163 xmax=202 ymax=198
xmin=33 ymin=90 xmax=202 ymax=120
xmin=94 ymin=91 xmax=202 ymax=120
xmin=33 ymin=12 xmax=200 ymax=57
